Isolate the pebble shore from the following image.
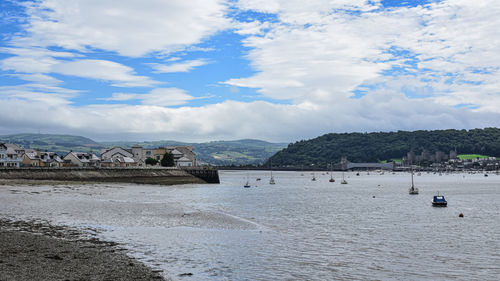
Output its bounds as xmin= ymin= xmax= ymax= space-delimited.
xmin=0 ymin=219 xmax=166 ymax=281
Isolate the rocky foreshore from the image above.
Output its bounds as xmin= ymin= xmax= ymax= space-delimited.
xmin=0 ymin=218 xmax=166 ymax=281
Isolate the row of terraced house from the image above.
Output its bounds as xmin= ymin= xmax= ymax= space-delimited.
xmin=0 ymin=143 xmax=196 ymax=168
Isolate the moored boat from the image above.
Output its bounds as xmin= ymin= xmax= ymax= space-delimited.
xmin=432 ymin=193 xmax=447 ymax=207
xmin=341 ymin=172 xmax=347 ymax=184
xmin=329 ymin=163 xmax=335 ymax=182
xmin=409 ymin=168 xmax=419 ymax=195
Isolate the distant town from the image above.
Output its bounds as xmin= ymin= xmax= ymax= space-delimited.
xmin=0 ymin=143 xmax=197 ymax=168
xmin=336 ymin=149 xmax=500 ymax=172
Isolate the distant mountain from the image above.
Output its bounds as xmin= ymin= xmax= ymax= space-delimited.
xmin=0 ymin=133 xmax=102 ymax=156
xmin=266 ymin=128 xmax=500 ymax=167
xmin=0 ymin=134 xmax=286 ymax=165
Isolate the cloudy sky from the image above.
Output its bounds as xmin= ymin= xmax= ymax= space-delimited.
xmin=1 ymin=0 xmax=499 ymax=142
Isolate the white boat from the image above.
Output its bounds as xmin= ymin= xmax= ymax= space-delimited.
xmin=409 ymin=168 xmax=419 ymax=195
xmin=244 ymin=171 xmax=251 ymax=188
xmin=269 ymin=175 xmax=275 ymax=184
xmin=341 ymin=172 xmax=347 ymax=184
xmin=312 ymin=173 xmax=316 ymax=181
xmin=269 ymin=161 xmax=276 ymax=184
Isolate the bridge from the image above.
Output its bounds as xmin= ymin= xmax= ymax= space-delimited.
xmin=345 ymin=162 xmax=395 ymax=170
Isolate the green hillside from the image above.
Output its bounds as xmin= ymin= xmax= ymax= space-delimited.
xmin=267 ymin=128 xmax=500 ymax=167
xmin=0 ymin=133 xmax=102 ymax=156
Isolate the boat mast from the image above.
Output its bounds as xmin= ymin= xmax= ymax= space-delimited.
xmin=411 ymin=167 xmax=414 ymax=189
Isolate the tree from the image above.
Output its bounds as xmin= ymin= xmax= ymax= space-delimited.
xmin=161 ymin=152 xmax=175 ymax=167
xmin=145 ymin=157 xmax=158 ymax=166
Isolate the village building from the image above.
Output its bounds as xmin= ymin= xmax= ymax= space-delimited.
xmin=101 ymin=147 xmax=134 ymax=160
xmin=0 ymin=143 xmax=22 ymax=167
xmin=63 ymin=151 xmax=101 ymax=167
xmin=165 ymin=146 xmax=196 ymax=167
xmin=101 ymin=145 xmax=196 ymax=167
xmin=100 ymin=146 xmax=143 ymax=167
xmin=22 ymin=149 xmax=64 ymax=167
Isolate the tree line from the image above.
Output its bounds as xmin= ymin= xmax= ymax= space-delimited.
xmin=266 ymin=128 xmax=500 ymax=167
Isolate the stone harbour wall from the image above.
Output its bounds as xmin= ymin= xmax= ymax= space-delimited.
xmin=0 ymin=167 xmax=213 ymax=185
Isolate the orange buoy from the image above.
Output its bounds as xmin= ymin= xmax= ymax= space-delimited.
xmin=459 ymin=213 xmax=464 ymax=218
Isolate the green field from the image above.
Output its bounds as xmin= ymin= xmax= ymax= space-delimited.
xmin=380 ymin=159 xmax=402 ymax=164
xmin=457 ymin=154 xmax=489 ymax=160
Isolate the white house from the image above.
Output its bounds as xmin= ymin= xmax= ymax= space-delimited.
xmin=0 ymin=143 xmax=22 ymax=167
xmin=64 ymin=152 xmax=100 ymax=167
xmin=100 ymin=146 xmax=145 ymax=167
xmin=166 ymin=146 xmax=197 ymax=167
xmin=101 ymin=147 xmax=134 ymax=160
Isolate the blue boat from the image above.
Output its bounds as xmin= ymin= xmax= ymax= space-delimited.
xmin=432 ymin=193 xmax=447 ymax=207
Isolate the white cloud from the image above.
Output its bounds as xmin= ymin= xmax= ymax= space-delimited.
xmin=148 ymin=59 xmax=209 ymax=73
xmin=8 ymin=73 xmax=62 ymax=85
xmin=0 ymin=84 xmax=79 ymax=106
xmin=52 ymin=59 xmax=158 ymax=87
xmin=1 ymin=46 xmax=158 ymax=87
xmin=0 ymin=94 xmax=497 ymax=142
xmin=226 ymin=0 xmax=500 ymax=115
xmin=226 ymin=3 xmax=407 ymax=102
xmin=234 ymin=21 xmax=270 ymax=36
xmin=105 ymin=88 xmax=195 ymax=107
xmin=16 ymin=0 xmax=231 ymax=57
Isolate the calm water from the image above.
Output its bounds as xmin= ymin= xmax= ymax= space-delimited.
xmin=1 ymin=171 xmax=499 ymax=280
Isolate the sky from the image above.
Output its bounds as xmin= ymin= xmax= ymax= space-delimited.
xmin=0 ymin=0 xmax=499 ymax=142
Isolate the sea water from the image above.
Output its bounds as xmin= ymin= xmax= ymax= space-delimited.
xmin=1 ymin=171 xmax=499 ymax=280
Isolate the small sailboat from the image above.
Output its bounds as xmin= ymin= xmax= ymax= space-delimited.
xmin=341 ymin=172 xmax=348 ymax=184
xmin=329 ymin=163 xmax=335 ymax=182
xmin=269 ymin=161 xmax=276 ymax=184
xmin=269 ymin=175 xmax=275 ymax=184
xmin=244 ymin=171 xmax=251 ymax=188
xmin=409 ymin=168 xmax=419 ymax=195
xmin=329 ymin=174 xmax=335 ymax=182
xmin=312 ymin=173 xmax=316 ymax=181
xmin=432 ymin=192 xmax=447 ymax=207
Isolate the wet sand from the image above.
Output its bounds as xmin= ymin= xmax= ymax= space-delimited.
xmin=0 ymin=219 xmax=166 ymax=281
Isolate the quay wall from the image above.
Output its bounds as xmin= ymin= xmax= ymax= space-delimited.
xmin=0 ymin=167 xmax=216 ymax=185
xmin=183 ymin=167 xmax=220 ymax=183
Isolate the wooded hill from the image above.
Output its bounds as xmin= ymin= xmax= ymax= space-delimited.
xmin=266 ymin=128 xmax=500 ymax=167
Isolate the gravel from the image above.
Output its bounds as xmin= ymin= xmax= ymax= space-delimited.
xmin=0 ymin=219 xmax=167 ymax=281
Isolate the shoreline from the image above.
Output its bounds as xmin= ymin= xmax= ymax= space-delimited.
xmin=0 ymin=218 xmax=166 ymax=281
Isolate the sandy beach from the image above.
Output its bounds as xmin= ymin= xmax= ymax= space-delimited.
xmin=0 ymin=219 xmax=166 ymax=281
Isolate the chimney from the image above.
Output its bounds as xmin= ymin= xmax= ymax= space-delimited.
xmin=36 ymin=149 xmax=41 ymax=158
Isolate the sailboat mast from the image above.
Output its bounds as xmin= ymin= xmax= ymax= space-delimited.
xmin=411 ymin=167 xmax=414 ymax=188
